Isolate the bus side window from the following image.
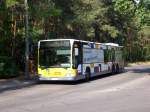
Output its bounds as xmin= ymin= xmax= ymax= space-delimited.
xmin=111 ymin=48 xmax=115 ymax=62
xmin=104 ymin=49 xmax=109 ymax=63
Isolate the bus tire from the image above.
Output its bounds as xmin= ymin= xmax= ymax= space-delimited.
xmin=85 ymin=67 xmax=91 ymax=82
xmin=112 ymin=64 xmax=115 ymax=74
xmin=116 ymin=64 xmax=119 ymax=73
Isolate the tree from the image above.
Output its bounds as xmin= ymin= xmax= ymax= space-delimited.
xmin=113 ymin=0 xmax=150 ymax=61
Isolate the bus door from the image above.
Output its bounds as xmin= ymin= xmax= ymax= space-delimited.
xmin=72 ymin=42 xmax=83 ymax=75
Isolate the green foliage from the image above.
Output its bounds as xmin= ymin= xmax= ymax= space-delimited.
xmin=102 ymin=25 xmax=119 ymax=38
xmin=0 ymin=0 xmax=150 ymax=78
xmin=29 ymin=0 xmax=62 ymax=19
xmin=138 ymin=26 xmax=150 ymax=39
xmin=6 ymin=0 xmax=18 ymax=7
xmin=135 ymin=2 xmax=150 ymax=27
xmin=0 ymin=56 xmax=18 ymax=78
xmin=72 ymin=0 xmax=108 ymax=39
xmin=113 ymin=0 xmax=136 ymax=17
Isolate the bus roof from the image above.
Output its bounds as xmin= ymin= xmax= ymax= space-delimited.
xmin=103 ymin=43 xmax=119 ymax=46
xmin=38 ymin=39 xmax=122 ymax=47
xmin=39 ymin=39 xmax=102 ymax=45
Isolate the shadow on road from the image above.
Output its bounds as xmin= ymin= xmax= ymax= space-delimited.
xmin=0 ymin=71 xmax=127 ymax=93
xmin=126 ymin=67 xmax=150 ymax=74
xmin=38 ymin=72 xmax=126 ymax=85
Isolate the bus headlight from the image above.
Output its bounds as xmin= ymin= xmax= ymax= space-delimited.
xmin=65 ymin=73 xmax=72 ymax=77
xmin=66 ymin=69 xmax=76 ymax=77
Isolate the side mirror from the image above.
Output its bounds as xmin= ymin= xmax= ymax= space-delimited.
xmin=75 ymin=48 xmax=79 ymax=56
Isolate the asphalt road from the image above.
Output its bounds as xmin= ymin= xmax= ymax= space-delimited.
xmin=0 ymin=65 xmax=150 ymax=112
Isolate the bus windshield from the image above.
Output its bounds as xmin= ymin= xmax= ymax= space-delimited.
xmin=39 ymin=41 xmax=71 ymax=68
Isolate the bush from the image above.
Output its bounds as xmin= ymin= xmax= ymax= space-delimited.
xmin=145 ymin=55 xmax=150 ymax=60
xmin=0 ymin=56 xmax=18 ymax=78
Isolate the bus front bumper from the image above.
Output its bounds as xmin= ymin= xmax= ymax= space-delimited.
xmin=38 ymin=75 xmax=84 ymax=81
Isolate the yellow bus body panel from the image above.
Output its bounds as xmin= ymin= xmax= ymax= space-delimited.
xmin=38 ymin=67 xmax=77 ymax=78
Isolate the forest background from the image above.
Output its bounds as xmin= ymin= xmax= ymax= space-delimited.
xmin=0 ymin=0 xmax=149 ymax=78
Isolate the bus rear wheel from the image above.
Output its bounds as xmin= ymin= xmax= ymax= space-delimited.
xmin=112 ymin=64 xmax=115 ymax=74
xmin=85 ymin=72 xmax=90 ymax=81
xmin=85 ymin=67 xmax=91 ymax=81
xmin=116 ymin=64 xmax=119 ymax=73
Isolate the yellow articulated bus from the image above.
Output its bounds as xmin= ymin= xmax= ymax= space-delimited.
xmin=37 ymin=39 xmax=124 ymax=81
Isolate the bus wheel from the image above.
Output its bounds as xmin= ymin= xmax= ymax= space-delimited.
xmin=116 ymin=64 xmax=119 ymax=73
xmin=85 ymin=67 xmax=91 ymax=81
xmin=112 ymin=64 xmax=115 ymax=74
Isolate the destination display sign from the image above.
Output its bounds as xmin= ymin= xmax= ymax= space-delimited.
xmin=40 ymin=40 xmax=70 ymax=48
